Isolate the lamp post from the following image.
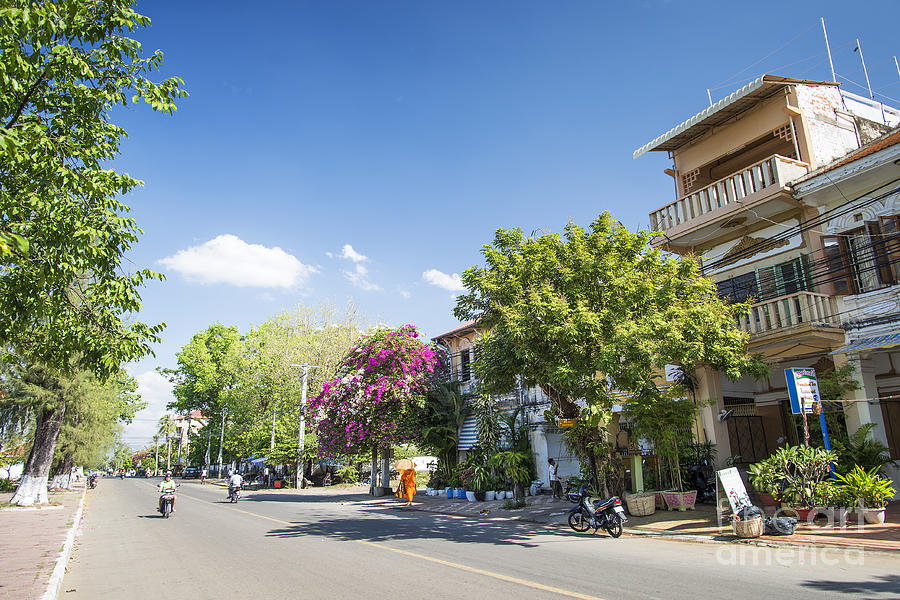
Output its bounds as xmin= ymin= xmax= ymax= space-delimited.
xmin=290 ymin=364 xmax=320 ymax=488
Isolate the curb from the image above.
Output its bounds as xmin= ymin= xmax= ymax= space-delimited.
xmin=40 ymin=485 xmax=86 ymax=600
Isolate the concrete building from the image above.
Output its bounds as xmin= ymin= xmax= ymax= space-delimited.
xmin=636 ymin=74 xmax=900 ymax=482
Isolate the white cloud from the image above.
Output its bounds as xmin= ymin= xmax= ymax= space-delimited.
xmin=343 ymin=263 xmax=381 ymax=291
xmin=399 ymin=289 xmax=411 ymax=299
xmin=340 ymin=244 xmax=368 ymax=263
xmin=159 ymin=234 xmax=317 ymax=288
xmin=422 ymin=268 xmax=465 ymax=292
xmin=122 ymin=371 xmax=173 ymax=449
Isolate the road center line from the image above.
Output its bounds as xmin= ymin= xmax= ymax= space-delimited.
xmin=138 ymin=481 xmax=606 ymax=600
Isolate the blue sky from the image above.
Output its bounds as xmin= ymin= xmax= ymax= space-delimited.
xmin=118 ymin=0 xmax=900 ymax=446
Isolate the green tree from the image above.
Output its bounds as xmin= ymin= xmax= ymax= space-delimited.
xmin=455 ymin=214 xmax=766 ymax=493
xmin=156 ymin=413 xmax=176 ymax=471
xmin=0 ymin=0 xmax=184 ymax=505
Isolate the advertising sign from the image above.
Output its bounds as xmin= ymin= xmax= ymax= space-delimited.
xmin=716 ymin=467 xmax=753 ymax=515
xmin=785 ymin=367 xmax=820 ymax=415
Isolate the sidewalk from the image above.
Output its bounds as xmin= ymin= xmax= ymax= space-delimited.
xmin=374 ymin=489 xmax=900 ymax=552
xmin=0 ymin=483 xmax=85 ymax=600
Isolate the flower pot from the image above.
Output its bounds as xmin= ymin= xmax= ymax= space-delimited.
xmin=505 ymin=490 xmax=514 ymax=499
xmin=758 ymin=492 xmax=778 ymax=511
xmin=446 ymin=487 xmax=453 ymax=499
xmin=654 ymin=491 xmax=670 ymax=509
xmin=474 ymin=491 xmax=486 ymax=501
xmin=426 ymin=487 xmax=433 ymax=496
xmin=456 ymin=488 xmax=467 ymax=499
xmin=662 ymin=490 xmax=697 ymax=511
xmin=530 ymin=482 xmax=543 ymax=496
xmin=465 ymin=491 xmax=477 ymax=502
xmin=494 ymin=491 xmax=505 ymax=500
xmin=784 ymin=506 xmax=814 ymax=522
xmin=625 ymin=492 xmax=656 ymax=517
xmin=863 ymin=507 xmax=886 ymax=524
xmin=485 ymin=491 xmax=496 ymax=501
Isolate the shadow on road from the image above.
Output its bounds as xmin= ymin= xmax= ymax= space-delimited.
xmin=263 ymin=504 xmax=586 ymax=548
xmin=800 ymin=574 xmax=900 ymax=596
xmin=240 ymin=491 xmax=372 ymax=504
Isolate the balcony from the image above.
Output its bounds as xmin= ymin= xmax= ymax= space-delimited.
xmin=648 ymin=155 xmax=809 ymax=245
xmin=735 ymin=291 xmax=841 ymax=337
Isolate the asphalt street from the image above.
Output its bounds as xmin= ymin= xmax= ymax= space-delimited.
xmin=62 ymin=478 xmax=900 ymax=600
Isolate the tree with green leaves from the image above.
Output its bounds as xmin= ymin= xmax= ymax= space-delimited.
xmin=156 ymin=413 xmax=176 ymax=471
xmin=454 ymin=213 xmax=765 ymax=493
xmin=0 ymin=0 xmax=184 ymax=505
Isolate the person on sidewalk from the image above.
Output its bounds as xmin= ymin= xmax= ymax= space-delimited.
xmin=548 ymin=458 xmax=561 ymax=501
xmin=395 ymin=468 xmax=417 ymax=506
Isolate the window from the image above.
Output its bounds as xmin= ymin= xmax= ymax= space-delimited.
xmin=823 ymin=220 xmax=900 ymax=296
xmin=716 ymin=256 xmax=810 ymax=304
xmin=460 ymin=349 xmax=471 ymax=382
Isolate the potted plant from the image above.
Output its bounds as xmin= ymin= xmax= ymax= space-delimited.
xmin=835 ymin=465 xmax=896 ymax=524
xmin=472 ymin=465 xmax=489 ymax=501
xmin=761 ymin=445 xmax=837 ymax=521
xmin=748 ymin=458 xmax=780 ymax=513
xmin=812 ymin=481 xmax=852 ymax=524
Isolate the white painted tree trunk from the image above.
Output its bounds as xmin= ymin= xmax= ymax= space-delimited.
xmin=11 ymin=474 xmax=49 ymax=506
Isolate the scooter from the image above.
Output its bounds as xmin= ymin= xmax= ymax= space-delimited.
xmin=688 ymin=459 xmax=716 ymax=503
xmin=228 ymin=485 xmax=241 ymax=503
xmin=567 ymin=488 xmax=627 ymax=538
xmin=88 ymin=474 xmax=99 ymax=489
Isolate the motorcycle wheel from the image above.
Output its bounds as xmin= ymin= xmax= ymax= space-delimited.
xmin=605 ymin=516 xmax=623 ymax=538
xmin=568 ymin=510 xmax=591 ymax=533
xmin=565 ymin=492 xmax=580 ymax=504
xmin=163 ymin=503 xmax=170 ymax=518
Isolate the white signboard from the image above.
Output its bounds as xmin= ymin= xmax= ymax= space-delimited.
xmin=716 ymin=467 xmax=752 ymax=514
xmin=785 ymin=367 xmax=820 ymax=415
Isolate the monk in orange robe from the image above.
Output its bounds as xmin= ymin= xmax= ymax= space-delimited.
xmin=395 ymin=468 xmax=417 ymax=505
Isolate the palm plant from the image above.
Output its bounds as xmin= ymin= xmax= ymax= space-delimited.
xmin=422 ymin=382 xmax=472 ymax=480
xmin=834 ymin=423 xmax=897 ymax=475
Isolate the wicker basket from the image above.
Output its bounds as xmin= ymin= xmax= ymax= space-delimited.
xmin=625 ymin=493 xmax=656 ymax=517
xmin=733 ymin=516 xmax=764 ymax=539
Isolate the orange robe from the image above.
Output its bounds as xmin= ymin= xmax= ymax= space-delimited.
xmin=395 ymin=468 xmax=417 ymax=502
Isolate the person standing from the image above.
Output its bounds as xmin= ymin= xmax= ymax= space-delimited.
xmin=548 ymin=458 xmax=561 ymax=501
xmin=395 ymin=468 xmax=417 ymax=506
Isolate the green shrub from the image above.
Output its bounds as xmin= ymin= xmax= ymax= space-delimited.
xmin=336 ymin=465 xmax=358 ymax=484
xmin=835 ymin=465 xmax=896 ymax=508
xmin=0 ymin=478 xmax=15 ymax=492
xmin=502 ymin=498 xmax=526 ymax=510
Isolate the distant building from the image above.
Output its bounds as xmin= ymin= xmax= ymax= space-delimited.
xmin=174 ymin=410 xmax=208 ymax=464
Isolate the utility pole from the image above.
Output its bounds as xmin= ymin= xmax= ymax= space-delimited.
xmin=216 ymin=407 xmax=227 ymax=478
xmin=270 ymin=406 xmax=277 ymax=450
xmin=856 ymin=38 xmax=874 ymax=100
xmin=290 ymin=364 xmax=320 ymax=489
xmin=153 ymin=435 xmax=159 ymax=476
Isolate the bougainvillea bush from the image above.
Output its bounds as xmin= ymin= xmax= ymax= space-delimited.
xmin=308 ymin=325 xmax=439 ymax=456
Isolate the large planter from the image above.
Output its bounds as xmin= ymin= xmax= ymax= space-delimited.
xmin=485 ymin=491 xmax=496 ymax=501
xmin=456 ymin=488 xmax=467 ymax=499
xmin=474 ymin=491 xmax=486 ymax=501
xmin=655 ymin=491 xmax=671 ymax=510
xmin=781 ymin=505 xmax=814 ymax=522
xmin=505 ymin=490 xmax=514 ymax=499
xmin=494 ymin=490 xmax=505 ymax=500
xmin=663 ymin=490 xmax=697 ymax=511
xmin=863 ymin=507 xmax=886 ymax=524
xmin=465 ymin=491 xmax=477 ymax=502
xmin=446 ymin=487 xmax=453 ymax=499
xmin=758 ymin=492 xmax=779 ymax=514
xmin=625 ymin=492 xmax=656 ymax=517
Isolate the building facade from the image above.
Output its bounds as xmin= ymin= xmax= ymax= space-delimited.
xmin=636 ymin=74 xmax=900 ymax=483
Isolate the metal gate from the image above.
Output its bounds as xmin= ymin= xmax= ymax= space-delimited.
xmin=726 ymin=416 xmax=768 ymax=463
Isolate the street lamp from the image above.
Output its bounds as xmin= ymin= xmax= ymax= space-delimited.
xmin=290 ymin=364 xmax=320 ymax=488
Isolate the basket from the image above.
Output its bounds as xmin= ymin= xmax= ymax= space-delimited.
xmin=625 ymin=493 xmax=656 ymax=517
xmin=733 ymin=516 xmax=764 ymax=539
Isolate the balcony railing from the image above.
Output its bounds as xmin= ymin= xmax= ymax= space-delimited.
xmin=735 ymin=291 xmax=840 ymax=336
xmin=649 ymin=155 xmax=808 ymax=233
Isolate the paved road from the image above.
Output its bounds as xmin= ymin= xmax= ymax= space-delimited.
xmin=63 ymin=479 xmax=900 ymax=600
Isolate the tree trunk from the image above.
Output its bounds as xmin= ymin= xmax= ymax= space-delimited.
xmin=51 ymin=452 xmax=75 ymax=490
xmin=11 ymin=402 xmax=66 ymax=506
xmin=370 ymin=445 xmax=378 ymax=495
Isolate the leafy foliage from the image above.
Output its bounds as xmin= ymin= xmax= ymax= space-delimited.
xmin=308 ymin=325 xmax=439 ymax=456
xmin=0 ymin=0 xmax=186 ymax=378
xmin=833 ymin=423 xmax=897 ymax=475
xmin=454 ymin=213 xmax=766 ymax=409
xmin=835 ymin=465 xmax=896 ymax=508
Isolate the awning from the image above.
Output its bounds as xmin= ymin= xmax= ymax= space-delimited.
xmin=831 ymin=333 xmax=900 ymax=354
xmin=459 ymin=414 xmax=478 ymax=450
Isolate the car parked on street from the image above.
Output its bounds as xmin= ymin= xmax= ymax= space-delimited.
xmin=181 ymin=466 xmax=200 ymax=479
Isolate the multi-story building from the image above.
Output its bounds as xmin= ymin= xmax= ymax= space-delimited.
xmin=636 ymin=74 xmax=900 ymax=483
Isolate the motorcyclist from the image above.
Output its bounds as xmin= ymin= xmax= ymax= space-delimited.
xmin=158 ymin=471 xmax=177 ymax=513
xmin=228 ymin=471 xmax=243 ymax=500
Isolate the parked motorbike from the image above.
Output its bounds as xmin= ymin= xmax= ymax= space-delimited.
xmin=228 ymin=485 xmax=241 ymax=503
xmin=688 ymin=459 xmax=716 ymax=503
xmin=567 ymin=488 xmax=627 ymax=538
xmin=564 ymin=478 xmax=590 ymax=503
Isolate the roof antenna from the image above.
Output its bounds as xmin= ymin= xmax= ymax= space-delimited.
xmin=894 ymin=56 xmax=900 ymax=82
xmin=706 ymin=89 xmax=713 ymax=107
xmin=821 ymin=17 xmax=836 ymax=83
xmin=854 ymin=38 xmax=874 ymax=100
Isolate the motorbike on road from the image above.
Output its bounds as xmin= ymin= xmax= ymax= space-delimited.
xmin=567 ymin=488 xmax=627 ymax=538
xmin=228 ymin=485 xmax=241 ymax=503
xmin=88 ymin=474 xmax=99 ymax=489
xmin=159 ymin=490 xmax=176 ymax=518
